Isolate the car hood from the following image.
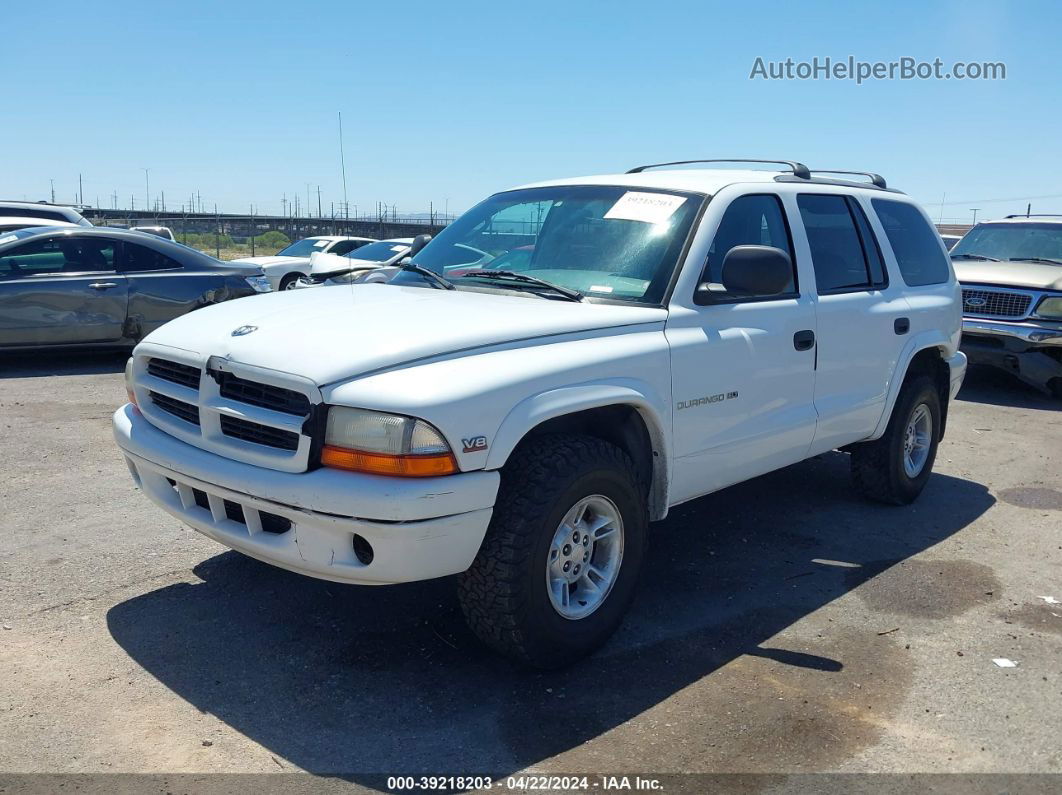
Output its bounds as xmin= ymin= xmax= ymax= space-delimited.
xmin=230 ymin=255 xmax=308 ymax=271
xmin=954 ymin=259 xmax=1062 ymax=291
xmin=143 ymin=285 xmax=667 ymax=385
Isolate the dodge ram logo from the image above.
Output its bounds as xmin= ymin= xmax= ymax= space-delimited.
xmin=462 ymin=436 xmax=488 ymax=453
xmin=231 ymin=325 xmax=258 ymax=336
xmin=964 ymin=297 xmax=987 ymax=308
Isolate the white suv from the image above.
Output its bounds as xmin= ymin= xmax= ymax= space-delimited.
xmin=114 ymin=159 xmax=966 ymax=667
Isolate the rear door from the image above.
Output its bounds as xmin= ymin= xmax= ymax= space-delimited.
xmin=796 ymin=193 xmax=910 ymax=453
xmin=0 ymin=236 xmax=128 ymax=347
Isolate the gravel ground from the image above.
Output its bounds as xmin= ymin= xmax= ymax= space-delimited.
xmin=0 ymin=352 xmax=1060 ymax=782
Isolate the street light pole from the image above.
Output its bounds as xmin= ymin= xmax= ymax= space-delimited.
xmin=143 ymin=168 xmax=150 ymax=214
xmin=970 ymin=208 xmax=981 ymax=225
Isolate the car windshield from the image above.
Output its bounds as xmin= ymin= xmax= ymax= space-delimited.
xmin=406 ymin=185 xmax=704 ymax=303
xmin=276 ymin=238 xmax=334 ymax=257
xmin=951 ymin=222 xmax=1062 ymax=263
xmin=0 ymin=226 xmax=52 ymax=247
xmin=344 ymin=241 xmax=409 ymax=262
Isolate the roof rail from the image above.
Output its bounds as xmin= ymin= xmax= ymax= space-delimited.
xmin=807 ymin=170 xmax=887 ymax=189
xmin=626 ymin=159 xmax=811 ymax=179
xmin=1003 ymin=213 xmax=1062 ymax=219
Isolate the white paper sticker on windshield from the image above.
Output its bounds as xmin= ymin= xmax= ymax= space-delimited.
xmin=0 ymin=235 xmax=17 ymax=246
xmin=588 ymin=284 xmax=614 ymax=293
xmin=313 ymin=239 xmax=329 ymax=247
xmin=604 ymin=192 xmax=687 ymax=224
xmin=391 ymin=245 xmax=407 ymax=252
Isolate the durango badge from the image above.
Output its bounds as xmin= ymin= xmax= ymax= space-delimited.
xmin=462 ymin=435 xmax=488 ymax=453
xmin=231 ymin=325 xmax=258 ymax=337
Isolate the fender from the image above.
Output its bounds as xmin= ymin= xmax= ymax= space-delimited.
xmin=869 ymin=329 xmax=953 ymax=440
xmin=485 ymin=379 xmax=673 ymax=520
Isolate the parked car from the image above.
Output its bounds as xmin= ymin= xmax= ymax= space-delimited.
xmin=0 ymin=226 xmax=270 ymax=350
xmin=130 ymin=226 xmax=176 ymax=241
xmin=940 ymin=233 xmax=962 ymax=251
xmin=950 ymin=214 xmax=1062 ymax=396
xmin=296 ymin=238 xmax=418 ymax=288
xmin=0 ymin=216 xmax=79 ymax=234
xmin=115 ymin=159 xmax=966 ymax=667
xmin=232 ymin=235 xmax=376 ymax=291
xmin=0 ymin=201 xmax=91 ymax=227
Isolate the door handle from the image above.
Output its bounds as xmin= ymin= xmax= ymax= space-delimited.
xmin=89 ymin=282 xmax=118 ymax=290
xmin=793 ymin=329 xmax=815 ymax=351
xmin=894 ymin=317 xmax=910 ymax=335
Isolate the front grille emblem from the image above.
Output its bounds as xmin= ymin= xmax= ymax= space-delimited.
xmin=964 ymin=297 xmax=987 ymax=307
xmin=231 ymin=325 xmax=258 ymax=336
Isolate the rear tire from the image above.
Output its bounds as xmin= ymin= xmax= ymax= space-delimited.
xmin=851 ymin=375 xmax=941 ymax=505
xmin=458 ymin=434 xmax=647 ymax=668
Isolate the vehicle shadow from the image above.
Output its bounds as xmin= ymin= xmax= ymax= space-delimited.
xmin=957 ymin=363 xmax=1059 ymax=410
xmin=107 ymin=452 xmax=994 ymax=780
xmin=0 ymin=349 xmax=127 ymax=378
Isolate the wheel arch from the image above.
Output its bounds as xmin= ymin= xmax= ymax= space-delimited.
xmin=484 ymin=382 xmax=671 ymax=520
xmin=872 ymin=336 xmax=953 ymax=441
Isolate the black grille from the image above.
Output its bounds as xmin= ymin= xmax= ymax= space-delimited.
xmin=962 ymin=288 xmax=1032 ymax=318
xmin=150 ymin=391 xmax=200 ymax=425
xmin=220 ymin=414 xmax=300 ymax=451
xmin=260 ymin=512 xmax=292 ymax=534
xmin=147 ymin=358 xmax=201 ymax=389
xmin=215 ymin=372 xmax=310 ymax=416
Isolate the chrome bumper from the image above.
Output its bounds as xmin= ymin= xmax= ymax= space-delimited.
xmin=962 ymin=318 xmax=1062 ymax=347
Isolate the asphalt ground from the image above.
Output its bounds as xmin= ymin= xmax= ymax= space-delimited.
xmin=0 ymin=352 xmax=1059 ymax=789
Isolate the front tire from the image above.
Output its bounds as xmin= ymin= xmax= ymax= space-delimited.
xmin=851 ymin=375 xmax=941 ymax=505
xmin=458 ymin=434 xmax=647 ymax=668
xmin=278 ymin=273 xmax=302 ymax=291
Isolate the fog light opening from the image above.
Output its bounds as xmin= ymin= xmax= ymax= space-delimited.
xmin=352 ymin=534 xmax=374 ymax=565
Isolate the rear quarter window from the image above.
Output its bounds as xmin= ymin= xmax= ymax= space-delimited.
xmin=871 ymin=199 xmax=951 ymax=286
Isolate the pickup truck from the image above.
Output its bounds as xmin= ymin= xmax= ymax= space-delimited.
xmin=114 ymin=159 xmax=966 ymax=667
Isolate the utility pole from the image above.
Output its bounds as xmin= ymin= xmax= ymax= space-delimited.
xmin=338 ymin=111 xmax=349 ymax=219
xmin=970 ymin=208 xmax=981 ymax=224
xmin=78 ymin=173 xmax=83 ymax=205
xmin=50 ymin=179 xmax=55 ymax=203
xmin=161 ymin=191 xmax=166 ymax=213
xmin=317 ymin=185 xmax=322 ymax=218
xmin=143 ymin=168 xmax=150 ymax=213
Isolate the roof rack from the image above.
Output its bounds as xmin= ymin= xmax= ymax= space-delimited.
xmin=1003 ymin=213 xmax=1062 ymax=219
xmin=626 ymin=159 xmax=811 ymax=179
xmin=806 ymin=170 xmax=887 ymax=189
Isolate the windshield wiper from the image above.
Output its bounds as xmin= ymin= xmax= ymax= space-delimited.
xmin=1009 ymin=256 xmax=1062 ymax=265
xmin=950 ymin=253 xmax=1001 ymax=261
xmin=459 ymin=270 xmax=583 ymax=302
xmin=400 ymin=262 xmax=455 ymax=290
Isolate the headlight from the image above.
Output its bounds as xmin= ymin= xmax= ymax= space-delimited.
xmin=244 ymin=275 xmax=272 ymax=293
xmin=124 ymin=357 xmax=138 ymax=407
xmin=1034 ymin=296 xmax=1062 ymax=320
xmin=321 ymin=407 xmax=457 ymax=477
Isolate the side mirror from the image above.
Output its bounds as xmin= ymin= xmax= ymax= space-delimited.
xmin=408 ymin=234 xmax=432 ymax=257
xmin=694 ymin=245 xmax=792 ymax=305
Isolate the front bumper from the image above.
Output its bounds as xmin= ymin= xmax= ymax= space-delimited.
xmin=961 ymin=318 xmax=1062 ymax=392
xmin=114 ymin=404 xmax=499 ymax=585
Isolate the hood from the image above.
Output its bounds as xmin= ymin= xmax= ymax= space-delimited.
xmin=230 ymin=255 xmax=307 ymax=271
xmin=954 ymin=259 xmax=1062 ymax=291
xmin=143 ymin=285 xmax=667 ymax=386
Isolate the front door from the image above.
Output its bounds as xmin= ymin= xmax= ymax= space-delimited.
xmin=667 ymin=193 xmax=818 ymax=504
xmin=0 ymin=236 xmax=128 ymax=347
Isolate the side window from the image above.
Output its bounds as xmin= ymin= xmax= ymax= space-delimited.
xmin=328 ymin=240 xmax=357 ymax=256
xmin=797 ymin=194 xmax=879 ymax=293
xmin=0 ymin=237 xmax=114 ymax=277
xmin=848 ymin=199 xmax=887 ymax=286
xmin=122 ymin=242 xmax=182 ymax=272
xmin=704 ymin=194 xmax=796 ymax=294
xmin=872 ymin=199 xmax=951 ymax=286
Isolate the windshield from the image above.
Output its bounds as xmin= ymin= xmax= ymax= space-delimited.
xmin=0 ymin=227 xmax=53 ymax=247
xmin=276 ymin=238 xmax=334 ymax=257
xmin=951 ymin=223 xmax=1062 ymax=263
xmin=344 ymin=241 xmax=409 ymax=262
xmin=407 ymin=185 xmax=704 ymax=303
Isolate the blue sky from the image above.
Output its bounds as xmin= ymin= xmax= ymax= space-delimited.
xmin=3 ymin=0 xmax=1059 ymax=222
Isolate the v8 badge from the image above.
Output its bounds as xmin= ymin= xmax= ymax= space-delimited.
xmin=462 ymin=435 xmax=488 ymax=453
